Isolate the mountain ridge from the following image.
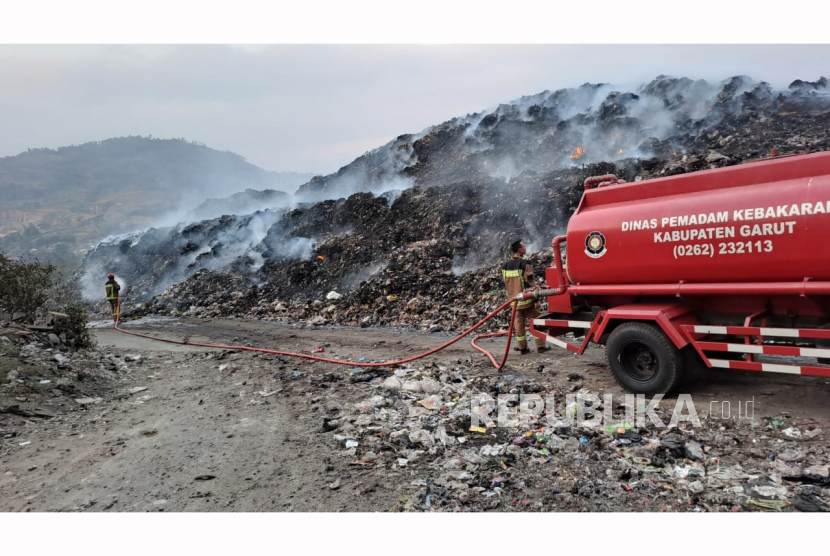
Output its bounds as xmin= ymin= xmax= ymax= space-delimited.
xmin=0 ymin=136 xmax=313 ymax=264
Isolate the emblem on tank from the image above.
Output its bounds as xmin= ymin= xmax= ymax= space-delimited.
xmin=584 ymin=231 xmax=607 ymax=258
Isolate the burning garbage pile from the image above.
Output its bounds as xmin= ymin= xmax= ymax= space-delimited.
xmin=292 ymin=74 xmax=830 ymax=196
xmin=80 ymin=74 xmax=830 ymax=328
xmin=100 ymin=172 xmax=587 ymax=329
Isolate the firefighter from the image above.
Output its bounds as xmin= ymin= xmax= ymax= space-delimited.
xmin=502 ymin=240 xmax=550 ymax=355
xmin=105 ymin=273 xmax=121 ymax=322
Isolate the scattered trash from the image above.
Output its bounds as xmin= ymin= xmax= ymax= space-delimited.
xmin=258 ymin=389 xmax=281 ymax=397
xmin=616 ymin=429 xmax=642 ymax=443
xmin=792 ymin=489 xmax=823 ymax=512
xmin=684 ymin=440 xmax=704 ymax=461
xmin=746 ymin=499 xmax=790 ymax=511
xmin=417 ymin=397 xmax=442 ymax=411
xmin=674 ymin=465 xmax=692 ymax=479
xmin=604 ymin=422 xmax=633 ymax=433
xmin=688 ymin=481 xmax=704 ymax=494
xmin=749 ymin=485 xmax=788 ymax=500
xmin=782 ymin=474 xmax=830 ymax=487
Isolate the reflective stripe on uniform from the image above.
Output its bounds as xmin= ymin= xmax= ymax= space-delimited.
xmin=502 ymin=269 xmax=522 ymax=278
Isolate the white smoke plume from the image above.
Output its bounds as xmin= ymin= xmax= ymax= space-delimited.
xmin=339 ymin=262 xmax=388 ymax=292
xmin=80 ymin=73 xmax=830 ymax=298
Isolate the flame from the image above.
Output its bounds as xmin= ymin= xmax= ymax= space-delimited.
xmin=617 ymin=149 xmax=624 ymax=155
xmin=673 ymin=152 xmax=678 ymax=157
xmin=317 ymin=255 xmax=325 ymax=261
xmin=570 ymin=145 xmax=584 ymax=159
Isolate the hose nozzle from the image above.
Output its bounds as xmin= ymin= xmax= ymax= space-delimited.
xmin=517 ymin=287 xmax=567 ymax=301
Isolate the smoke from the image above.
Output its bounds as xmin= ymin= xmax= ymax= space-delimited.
xmin=451 ymin=75 xmax=776 ymax=179
xmin=294 ymin=132 xmax=423 ymax=203
xmin=339 ymin=262 xmax=387 ymax=291
xmin=268 ymin=236 xmax=316 ymax=261
xmin=199 ymin=211 xmax=285 ymax=272
xmin=450 ymin=256 xmax=487 ymax=277
xmin=445 ymin=74 xmax=824 ymax=277
xmin=81 ymin=73 xmax=830 ymax=300
xmin=79 ymin=261 xmax=128 ymax=303
xmin=299 ymin=171 xmax=414 ymax=205
xmin=451 ymin=212 xmax=557 ymax=277
xmin=450 ymin=217 xmax=512 ymax=277
xmin=80 ymin=207 xmax=317 ymax=302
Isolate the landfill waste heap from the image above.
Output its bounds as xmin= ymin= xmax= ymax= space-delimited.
xmin=315 ymin=361 xmax=829 ymax=512
xmin=80 ymin=75 xmax=830 ymax=331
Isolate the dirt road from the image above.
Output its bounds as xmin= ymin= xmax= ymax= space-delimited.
xmin=2 ymin=317 xmax=829 ymax=512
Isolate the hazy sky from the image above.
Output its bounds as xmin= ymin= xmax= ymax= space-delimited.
xmin=1 ymin=44 xmax=828 ymax=174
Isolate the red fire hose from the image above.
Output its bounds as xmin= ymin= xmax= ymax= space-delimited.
xmin=113 ymin=296 xmax=520 ymax=371
xmin=469 ymin=299 xmax=519 ymax=369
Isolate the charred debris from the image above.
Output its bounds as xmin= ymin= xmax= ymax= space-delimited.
xmin=82 ymin=75 xmax=830 ymax=330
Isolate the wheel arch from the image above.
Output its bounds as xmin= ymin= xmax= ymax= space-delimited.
xmin=592 ymin=304 xmax=698 ymax=349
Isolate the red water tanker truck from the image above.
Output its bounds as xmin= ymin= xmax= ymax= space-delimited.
xmin=523 ymin=151 xmax=830 ymax=394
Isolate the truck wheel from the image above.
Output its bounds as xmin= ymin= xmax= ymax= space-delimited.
xmin=607 ymin=322 xmax=684 ymax=394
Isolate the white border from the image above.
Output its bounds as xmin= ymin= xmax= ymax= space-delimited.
xmin=1 ymin=0 xmax=828 ymax=43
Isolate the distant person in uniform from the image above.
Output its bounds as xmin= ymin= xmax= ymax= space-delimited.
xmin=105 ymin=273 xmax=121 ymax=322
xmin=502 ymin=240 xmax=550 ymax=355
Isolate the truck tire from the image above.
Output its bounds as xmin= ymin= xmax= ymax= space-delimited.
xmin=607 ymin=322 xmax=684 ymax=394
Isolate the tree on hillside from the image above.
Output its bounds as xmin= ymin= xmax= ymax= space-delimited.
xmin=0 ymin=252 xmax=54 ymax=320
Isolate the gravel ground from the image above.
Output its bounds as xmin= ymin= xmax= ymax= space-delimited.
xmin=1 ymin=317 xmax=829 ymax=512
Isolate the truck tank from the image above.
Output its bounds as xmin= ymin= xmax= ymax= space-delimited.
xmin=566 ymin=152 xmax=830 ymax=285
